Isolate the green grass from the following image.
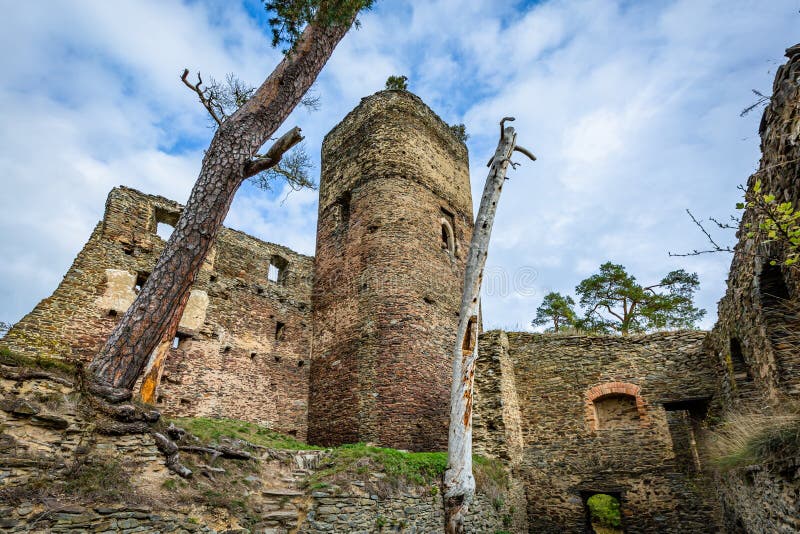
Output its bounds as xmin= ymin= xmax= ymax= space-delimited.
xmin=311 ymin=443 xmax=447 ymax=486
xmin=169 ymin=416 xmax=323 ymax=450
xmin=708 ymin=408 xmax=800 ymax=470
xmin=0 ymin=346 xmax=77 ymax=375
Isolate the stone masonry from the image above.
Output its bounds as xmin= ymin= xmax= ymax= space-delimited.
xmin=4 ymin=186 xmax=313 ymax=440
xmin=473 ymin=330 xmax=724 ymax=533
xmin=704 ymin=44 xmax=800 ymax=533
xmin=308 ymin=90 xmax=474 ymax=451
xmin=4 ymin=53 xmax=800 ymax=532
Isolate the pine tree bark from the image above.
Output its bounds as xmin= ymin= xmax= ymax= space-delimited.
xmin=443 ymin=120 xmax=533 ymax=534
xmin=89 ymin=9 xmax=358 ymax=390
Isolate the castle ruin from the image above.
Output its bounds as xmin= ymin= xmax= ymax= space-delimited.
xmin=3 ymin=45 xmax=800 ymax=533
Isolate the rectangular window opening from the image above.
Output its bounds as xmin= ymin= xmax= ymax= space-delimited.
xmin=462 ymin=315 xmax=477 ymax=354
xmin=154 ymin=207 xmax=180 ymax=241
xmin=171 ymin=333 xmax=190 ymax=350
xmin=275 ymin=321 xmax=286 ymax=341
xmin=268 ymin=255 xmax=289 ymax=284
xmin=135 ymin=272 xmax=150 ymax=294
xmin=335 ymin=192 xmax=351 ymax=231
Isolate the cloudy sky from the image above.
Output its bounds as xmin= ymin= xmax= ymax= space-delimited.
xmin=1 ymin=0 xmax=797 ymax=331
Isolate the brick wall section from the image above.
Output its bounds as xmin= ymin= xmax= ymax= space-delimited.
xmin=473 ymin=330 xmax=723 ymax=533
xmin=3 ymin=187 xmax=312 ymax=439
xmin=308 ymin=90 xmax=473 ymax=451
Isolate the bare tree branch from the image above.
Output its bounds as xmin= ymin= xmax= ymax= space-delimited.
xmin=181 ymin=69 xmax=223 ymax=126
xmin=669 ymin=209 xmax=735 ymax=257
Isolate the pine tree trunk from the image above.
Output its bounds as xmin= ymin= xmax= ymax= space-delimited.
xmin=444 ymin=123 xmax=520 ymax=534
xmin=89 ymin=12 xmax=357 ymax=390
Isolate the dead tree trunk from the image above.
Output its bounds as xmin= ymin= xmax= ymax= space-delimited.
xmin=443 ymin=118 xmax=534 ymax=534
xmin=89 ymin=10 xmax=358 ymax=390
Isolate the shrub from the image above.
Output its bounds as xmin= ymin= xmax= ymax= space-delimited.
xmin=587 ymin=493 xmax=621 ymax=529
xmin=385 ymin=75 xmax=408 ymax=91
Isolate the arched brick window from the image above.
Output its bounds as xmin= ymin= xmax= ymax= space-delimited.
xmin=585 ymin=382 xmax=648 ymax=431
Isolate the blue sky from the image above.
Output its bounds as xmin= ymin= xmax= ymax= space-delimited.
xmin=0 ymin=0 xmax=798 ymax=331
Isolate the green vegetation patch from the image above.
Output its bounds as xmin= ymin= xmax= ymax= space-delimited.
xmin=169 ymin=416 xmax=322 ymax=450
xmin=587 ymin=493 xmax=622 ymax=530
xmin=0 ymin=346 xmax=77 ymax=376
xmin=711 ymin=416 xmax=800 ymax=470
xmin=311 ymin=443 xmax=447 ymax=487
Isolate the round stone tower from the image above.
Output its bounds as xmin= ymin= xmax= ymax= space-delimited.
xmin=309 ymin=90 xmax=474 ymax=451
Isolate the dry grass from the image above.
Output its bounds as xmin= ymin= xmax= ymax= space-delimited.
xmin=706 ymin=404 xmax=800 ymax=470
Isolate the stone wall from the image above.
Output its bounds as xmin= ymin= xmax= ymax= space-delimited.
xmin=715 ymin=460 xmax=800 ymax=533
xmin=309 ymin=90 xmax=474 ymax=451
xmin=706 ymin=44 xmax=800 ymax=405
xmin=3 ymin=187 xmax=313 ymax=439
xmin=300 ymin=488 xmax=507 ymax=533
xmin=1 ymin=370 xmax=514 ymax=534
xmin=473 ymin=330 xmax=724 ymax=533
xmin=704 ymin=44 xmax=800 ymax=533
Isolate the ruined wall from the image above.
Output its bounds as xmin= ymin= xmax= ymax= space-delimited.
xmin=707 ymin=44 xmax=800 ymax=406
xmin=3 ymin=187 xmax=312 ymax=439
xmin=473 ymin=330 xmax=723 ymax=533
xmin=309 ymin=90 xmax=474 ymax=451
xmin=705 ymin=43 xmax=800 ymax=533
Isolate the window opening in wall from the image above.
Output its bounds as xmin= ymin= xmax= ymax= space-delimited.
xmin=441 ymin=208 xmax=456 ymax=256
xmin=760 ymin=262 xmax=791 ymax=304
xmin=729 ymin=337 xmax=752 ymax=383
xmin=156 ymin=222 xmax=174 ymax=241
xmin=297 ymin=360 xmax=305 ymax=368
xmin=135 ymin=272 xmax=149 ymax=294
xmin=268 ymin=255 xmax=288 ymax=284
xmin=664 ymin=399 xmax=709 ymax=473
xmin=462 ymin=315 xmax=477 ymax=354
xmin=250 ymin=352 xmax=257 ymax=360
xmin=593 ymin=394 xmax=639 ymax=430
xmin=275 ymin=321 xmax=286 ymax=341
xmin=107 ymin=309 xmax=118 ymax=318
xmin=171 ymin=333 xmax=190 ymax=350
xmin=335 ymin=191 xmax=351 ymax=231
xmin=758 ymin=261 xmax=800 ymax=387
xmin=582 ymin=492 xmax=623 ymax=534
xmin=154 ymin=207 xmax=179 ymax=241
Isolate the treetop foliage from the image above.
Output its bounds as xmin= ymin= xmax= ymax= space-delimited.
xmin=385 ymin=74 xmax=409 ymax=91
xmin=533 ymin=263 xmax=705 ymax=335
xmin=265 ymin=0 xmax=375 ymax=52
xmin=575 ymin=262 xmax=705 ymax=334
xmin=531 ymin=292 xmax=576 ymax=332
xmin=448 ymin=123 xmax=469 ymax=143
